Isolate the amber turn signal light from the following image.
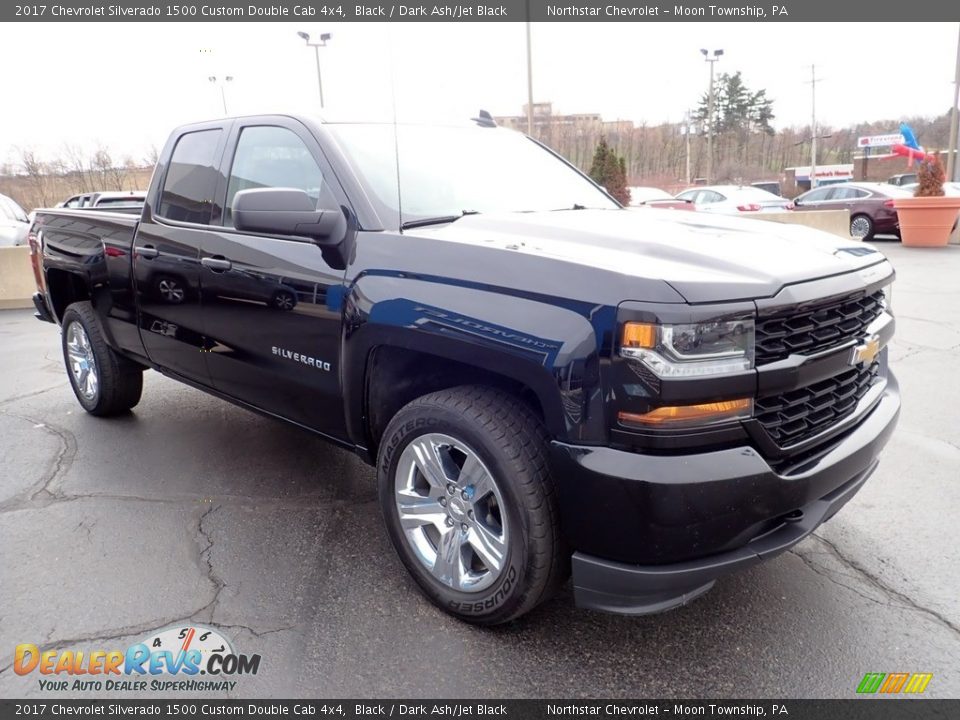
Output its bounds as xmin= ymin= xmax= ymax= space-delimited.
xmin=622 ymin=322 xmax=657 ymax=349
xmin=618 ymin=398 xmax=752 ymax=427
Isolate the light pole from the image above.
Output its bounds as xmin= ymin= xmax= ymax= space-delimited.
xmin=947 ymin=23 xmax=960 ymax=182
xmin=297 ymin=31 xmax=331 ymax=109
xmin=208 ymin=75 xmax=233 ymax=115
xmin=701 ymin=49 xmax=723 ymax=184
xmin=682 ymin=111 xmax=695 ymax=186
xmin=526 ymin=18 xmax=534 ymax=136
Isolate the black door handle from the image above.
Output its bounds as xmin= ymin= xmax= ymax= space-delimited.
xmin=201 ymin=256 xmax=232 ymax=272
xmin=137 ymin=245 xmax=159 ymax=259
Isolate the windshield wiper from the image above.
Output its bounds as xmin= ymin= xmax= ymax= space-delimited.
xmin=400 ymin=210 xmax=479 ymax=230
xmin=549 ymin=204 xmax=588 ymax=211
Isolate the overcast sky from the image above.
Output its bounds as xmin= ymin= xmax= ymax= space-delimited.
xmin=1 ymin=21 xmax=958 ymax=165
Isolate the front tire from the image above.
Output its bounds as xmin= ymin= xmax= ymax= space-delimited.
xmin=377 ymin=386 xmax=567 ymax=624
xmin=62 ymin=302 xmax=143 ymax=416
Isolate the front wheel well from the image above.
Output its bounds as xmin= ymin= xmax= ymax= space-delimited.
xmin=364 ymin=346 xmax=546 ymax=455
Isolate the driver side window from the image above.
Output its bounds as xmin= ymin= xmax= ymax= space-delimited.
xmin=224 ymin=125 xmax=336 ymax=227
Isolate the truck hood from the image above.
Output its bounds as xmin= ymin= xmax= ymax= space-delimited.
xmin=415 ymin=209 xmax=891 ymax=303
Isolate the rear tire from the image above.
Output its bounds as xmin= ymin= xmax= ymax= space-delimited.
xmin=61 ymin=302 xmax=143 ymax=417
xmin=850 ymin=214 xmax=874 ymax=241
xmin=377 ymin=385 xmax=567 ymax=625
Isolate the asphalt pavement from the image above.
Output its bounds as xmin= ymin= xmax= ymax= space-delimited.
xmin=1 ymin=240 xmax=959 ymax=699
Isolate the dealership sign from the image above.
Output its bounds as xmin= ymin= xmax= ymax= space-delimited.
xmin=857 ymin=133 xmax=905 ymax=148
xmin=793 ymin=164 xmax=854 ymax=181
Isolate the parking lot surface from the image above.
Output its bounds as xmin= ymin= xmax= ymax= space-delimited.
xmin=1 ymin=241 xmax=959 ymax=699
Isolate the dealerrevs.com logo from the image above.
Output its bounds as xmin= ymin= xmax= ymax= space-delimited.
xmin=14 ymin=625 xmax=261 ymax=693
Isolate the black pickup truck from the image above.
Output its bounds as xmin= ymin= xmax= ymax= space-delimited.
xmin=29 ymin=114 xmax=899 ymax=624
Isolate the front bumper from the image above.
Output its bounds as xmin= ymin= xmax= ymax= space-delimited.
xmin=550 ymin=370 xmax=900 ymax=615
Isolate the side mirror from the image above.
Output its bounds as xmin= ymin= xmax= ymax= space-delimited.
xmin=232 ymin=188 xmax=346 ymax=245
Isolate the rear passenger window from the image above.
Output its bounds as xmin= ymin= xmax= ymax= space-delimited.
xmin=224 ymin=125 xmax=333 ymax=227
xmin=158 ymin=129 xmax=222 ymax=225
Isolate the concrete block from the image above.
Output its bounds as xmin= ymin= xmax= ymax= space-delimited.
xmin=0 ymin=247 xmax=36 ymax=310
xmin=753 ymin=210 xmax=853 ymax=240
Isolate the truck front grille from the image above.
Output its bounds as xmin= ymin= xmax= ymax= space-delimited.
xmin=755 ymin=290 xmax=885 ymax=365
xmin=754 ymin=359 xmax=880 ymax=448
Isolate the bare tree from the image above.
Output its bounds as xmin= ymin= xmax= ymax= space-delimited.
xmin=16 ymin=147 xmax=54 ymax=208
xmin=62 ymin=143 xmax=93 ymax=193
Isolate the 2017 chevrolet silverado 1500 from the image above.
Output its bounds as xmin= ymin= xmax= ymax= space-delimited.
xmin=30 ymin=114 xmax=900 ymax=624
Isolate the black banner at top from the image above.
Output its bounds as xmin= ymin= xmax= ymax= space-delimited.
xmin=3 ymin=0 xmax=960 ymax=22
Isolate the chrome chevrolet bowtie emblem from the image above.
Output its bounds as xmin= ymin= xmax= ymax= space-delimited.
xmin=851 ymin=336 xmax=881 ymax=366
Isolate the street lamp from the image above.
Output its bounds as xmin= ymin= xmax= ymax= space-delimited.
xmin=298 ymin=31 xmax=332 ymax=109
xmin=700 ymin=48 xmax=723 ymax=184
xmin=208 ymin=75 xmax=233 ymax=115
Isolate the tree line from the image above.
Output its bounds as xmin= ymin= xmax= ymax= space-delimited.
xmin=531 ymin=72 xmax=953 ymax=190
xmin=0 ymin=145 xmax=157 ymax=211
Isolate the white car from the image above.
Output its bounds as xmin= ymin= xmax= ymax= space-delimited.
xmin=675 ymin=185 xmax=791 ymax=214
xmin=628 ymin=186 xmax=676 ymax=205
xmin=0 ymin=194 xmax=30 ymax=247
xmin=900 ymin=182 xmax=960 ymax=197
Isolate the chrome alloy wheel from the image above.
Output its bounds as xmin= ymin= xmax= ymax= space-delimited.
xmin=66 ymin=321 xmax=99 ymax=401
xmin=850 ymin=216 xmax=872 ymax=239
xmin=394 ymin=433 xmax=509 ymax=593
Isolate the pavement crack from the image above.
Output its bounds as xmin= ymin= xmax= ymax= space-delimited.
xmin=0 ymin=411 xmax=77 ymax=513
xmin=792 ymin=534 xmax=960 ymax=638
xmin=0 ymin=384 xmax=62 ymax=408
xmin=189 ymin=504 xmax=226 ymax=626
xmin=214 ymin=622 xmax=299 ymax=639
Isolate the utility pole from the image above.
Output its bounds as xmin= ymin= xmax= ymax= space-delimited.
xmin=805 ymin=64 xmax=823 ymax=189
xmin=947 ymin=23 xmax=960 ymax=182
xmin=683 ymin=111 xmax=693 ymax=186
xmin=701 ymin=49 xmax=723 ymax=184
xmin=525 ymin=4 xmax=534 ymax=137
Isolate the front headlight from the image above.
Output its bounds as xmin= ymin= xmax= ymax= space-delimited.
xmin=620 ymin=319 xmax=754 ymax=377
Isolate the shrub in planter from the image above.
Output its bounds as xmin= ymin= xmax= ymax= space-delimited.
xmin=893 ymin=156 xmax=960 ymax=247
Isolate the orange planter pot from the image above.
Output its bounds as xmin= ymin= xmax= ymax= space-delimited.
xmin=893 ymin=196 xmax=960 ymax=247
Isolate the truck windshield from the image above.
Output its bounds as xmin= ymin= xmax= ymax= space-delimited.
xmin=327 ymin=123 xmax=619 ymax=229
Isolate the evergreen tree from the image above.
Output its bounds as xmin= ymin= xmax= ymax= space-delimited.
xmin=589 ymin=138 xmax=631 ymax=205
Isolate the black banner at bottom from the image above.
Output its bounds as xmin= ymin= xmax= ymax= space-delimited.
xmin=0 ymin=700 xmax=955 ymax=720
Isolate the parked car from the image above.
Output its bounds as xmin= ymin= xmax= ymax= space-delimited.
xmin=627 ymin=186 xmax=694 ymax=210
xmin=58 ymin=190 xmax=147 ymax=211
xmin=674 ymin=185 xmax=790 ymax=214
xmin=30 ymin=114 xmax=899 ymax=624
xmin=0 ymin=193 xmax=30 ymax=246
xmin=887 ymin=173 xmax=918 ymax=187
xmin=789 ymin=182 xmax=913 ymax=240
xmin=900 ymin=181 xmax=960 ymax=197
xmin=750 ymin=180 xmax=782 ymax=196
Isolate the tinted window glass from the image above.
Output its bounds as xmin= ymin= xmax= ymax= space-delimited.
xmin=224 ymin=126 xmax=330 ymax=226
xmin=158 ymin=129 xmax=222 ymax=224
xmin=829 ymin=186 xmax=865 ymax=200
xmin=1 ymin=196 xmax=28 ymax=222
xmin=801 ymin=188 xmax=830 ymax=203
